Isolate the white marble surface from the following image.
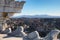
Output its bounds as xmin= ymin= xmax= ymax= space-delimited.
xmin=0 ymin=34 xmax=22 ymax=40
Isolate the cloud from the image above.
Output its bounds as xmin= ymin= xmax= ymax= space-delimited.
xmin=47 ymin=13 xmax=60 ymax=16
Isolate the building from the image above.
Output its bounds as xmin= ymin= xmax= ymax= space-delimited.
xmin=0 ymin=0 xmax=25 ymax=31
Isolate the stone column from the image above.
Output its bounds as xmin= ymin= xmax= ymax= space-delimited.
xmin=0 ymin=12 xmax=9 ymax=31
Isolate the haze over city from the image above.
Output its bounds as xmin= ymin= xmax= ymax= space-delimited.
xmin=0 ymin=0 xmax=60 ymax=40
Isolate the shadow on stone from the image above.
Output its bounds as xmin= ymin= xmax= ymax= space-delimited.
xmin=44 ymin=29 xmax=60 ymax=40
xmin=23 ymin=31 xmax=42 ymax=40
xmin=4 ymin=26 xmax=27 ymax=37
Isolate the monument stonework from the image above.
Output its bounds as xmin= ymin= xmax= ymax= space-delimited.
xmin=0 ymin=0 xmax=25 ymax=31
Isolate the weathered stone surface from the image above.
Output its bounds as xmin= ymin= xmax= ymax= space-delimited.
xmin=23 ymin=31 xmax=41 ymax=40
xmin=2 ymin=28 xmax=11 ymax=34
xmin=0 ymin=34 xmax=23 ymax=40
xmin=28 ymin=31 xmax=40 ymax=39
xmin=8 ymin=26 xmax=27 ymax=37
xmin=23 ymin=30 xmax=60 ymax=40
xmin=44 ymin=29 xmax=60 ymax=40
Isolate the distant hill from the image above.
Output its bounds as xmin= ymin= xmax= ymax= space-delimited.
xmin=11 ymin=15 xmax=60 ymax=18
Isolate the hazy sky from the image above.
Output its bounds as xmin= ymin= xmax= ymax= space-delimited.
xmin=14 ymin=0 xmax=60 ymax=16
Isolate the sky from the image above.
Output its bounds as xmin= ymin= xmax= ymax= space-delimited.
xmin=14 ymin=0 xmax=60 ymax=16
